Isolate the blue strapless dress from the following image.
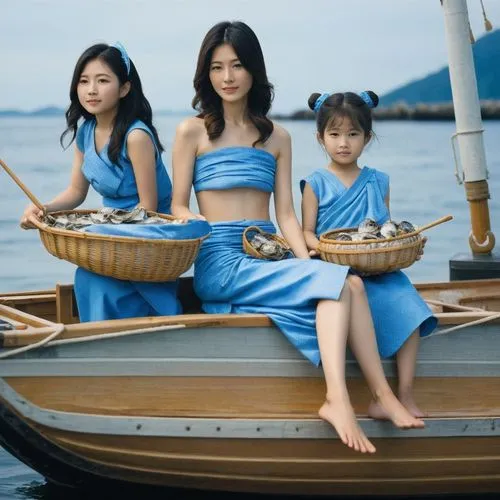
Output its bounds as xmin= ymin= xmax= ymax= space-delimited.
xmin=192 ymin=147 xmax=350 ymax=366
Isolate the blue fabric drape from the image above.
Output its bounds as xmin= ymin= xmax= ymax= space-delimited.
xmin=194 ymin=220 xmax=350 ymax=366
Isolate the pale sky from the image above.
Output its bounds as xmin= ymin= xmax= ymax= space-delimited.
xmin=3 ymin=0 xmax=500 ymax=113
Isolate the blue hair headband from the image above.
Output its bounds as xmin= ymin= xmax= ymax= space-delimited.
xmin=112 ymin=41 xmax=131 ymax=76
xmin=313 ymin=93 xmax=330 ymax=113
xmin=359 ymin=91 xmax=375 ymax=108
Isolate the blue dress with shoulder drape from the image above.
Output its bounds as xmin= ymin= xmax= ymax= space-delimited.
xmin=300 ymin=167 xmax=437 ymax=358
xmin=73 ymin=119 xmax=182 ymax=321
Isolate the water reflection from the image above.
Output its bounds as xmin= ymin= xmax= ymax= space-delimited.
xmin=12 ymin=481 xmax=500 ymax=500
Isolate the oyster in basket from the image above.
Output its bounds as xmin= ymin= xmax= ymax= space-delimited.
xmin=108 ymin=207 xmax=148 ymax=223
xmin=398 ymin=220 xmax=416 ymax=234
xmin=358 ymin=218 xmax=379 ymax=234
xmin=249 ymin=233 xmax=290 ymax=260
xmin=379 ymin=220 xmax=398 ymax=239
xmin=351 ymin=232 xmax=379 ymax=242
xmin=335 ymin=232 xmax=353 ymax=241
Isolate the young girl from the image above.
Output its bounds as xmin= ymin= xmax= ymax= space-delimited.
xmin=301 ymin=90 xmax=437 ymax=418
xmin=171 ymin=21 xmax=424 ymax=454
xmin=20 ymin=42 xmax=181 ymax=321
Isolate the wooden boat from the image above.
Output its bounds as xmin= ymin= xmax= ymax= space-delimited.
xmin=0 ymin=277 xmax=499 ymax=496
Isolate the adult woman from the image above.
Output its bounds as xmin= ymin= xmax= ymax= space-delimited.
xmin=171 ymin=21 xmax=423 ymax=454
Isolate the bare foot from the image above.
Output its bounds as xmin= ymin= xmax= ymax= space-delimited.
xmin=319 ymin=399 xmax=376 ymax=453
xmin=373 ymin=389 xmax=425 ymax=429
xmin=399 ymin=392 xmax=427 ymax=418
xmin=367 ymin=399 xmax=390 ymax=420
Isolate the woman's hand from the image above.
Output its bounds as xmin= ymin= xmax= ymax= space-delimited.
xmin=309 ymin=249 xmax=319 ymax=257
xmin=20 ymin=203 xmax=45 ymax=229
xmin=189 ymin=213 xmax=207 ymax=221
xmin=415 ymin=236 xmax=427 ymax=261
xmin=177 ymin=213 xmax=207 ymax=223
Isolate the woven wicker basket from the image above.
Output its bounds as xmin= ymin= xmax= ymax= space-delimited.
xmin=318 ymin=227 xmax=423 ymax=275
xmin=242 ymin=226 xmax=292 ymax=261
xmin=31 ymin=210 xmax=208 ymax=282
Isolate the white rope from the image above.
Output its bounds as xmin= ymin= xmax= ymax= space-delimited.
xmin=426 ymin=312 xmax=500 ymax=338
xmin=48 ymin=323 xmax=185 ymax=346
xmin=0 ymin=323 xmax=65 ymax=359
xmin=0 ymin=323 xmax=185 ymax=359
xmin=424 ymin=298 xmax=485 ymax=312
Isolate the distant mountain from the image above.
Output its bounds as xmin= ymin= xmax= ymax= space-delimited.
xmin=380 ymin=29 xmax=500 ymax=106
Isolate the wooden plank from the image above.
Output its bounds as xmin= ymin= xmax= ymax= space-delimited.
xmin=0 ymin=294 xmax=56 ymax=304
xmin=6 ymin=377 xmax=500 ymax=418
xmin=3 ymin=308 xmax=498 ymax=348
xmin=460 ymin=293 xmax=500 ymax=311
xmin=56 ymin=284 xmax=79 ymax=324
xmin=0 ymin=314 xmax=274 ymax=347
xmin=26 ymin=424 xmax=500 ymax=495
xmin=434 ymin=311 xmax=500 ymax=325
xmin=0 ymin=289 xmax=56 ymax=298
xmin=50 ymin=432 xmax=500 ymax=479
xmin=0 ymin=304 xmax=56 ymax=328
xmin=1 ymin=357 xmax=499 ymax=379
xmin=415 ymin=278 xmax=500 ymax=293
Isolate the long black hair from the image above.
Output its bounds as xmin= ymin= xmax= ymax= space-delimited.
xmin=308 ymin=91 xmax=379 ymax=138
xmin=60 ymin=43 xmax=163 ymax=164
xmin=192 ymin=21 xmax=274 ymax=146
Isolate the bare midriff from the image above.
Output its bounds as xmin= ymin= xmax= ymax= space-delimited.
xmin=197 ymin=188 xmax=271 ymax=222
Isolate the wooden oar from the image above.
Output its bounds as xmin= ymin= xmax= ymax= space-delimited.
xmin=414 ymin=215 xmax=453 ymax=234
xmin=425 ymin=298 xmax=485 ymax=312
xmin=0 ymin=158 xmax=45 ymax=212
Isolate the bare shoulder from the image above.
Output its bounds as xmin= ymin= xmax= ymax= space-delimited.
xmin=270 ymin=122 xmax=291 ymax=145
xmin=271 ymin=122 xmax=291 ymax=141
xmin=127 ymin=128 xmax=152 ymax=145
xmin=269 ymin=122 xmax=291 ymax=157
xmin=126 ymin=128 xmax=153 ymax=148
xmin=175 ymin=116 xmax=205 ymax=140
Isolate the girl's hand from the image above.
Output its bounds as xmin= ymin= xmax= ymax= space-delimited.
xmin=309 ymin=249 xmax=319 ymax=257
xmin=415 ymin=237 xmax=427 ymax=261
xmin=20 ymin=204 xmax=45 ymax=229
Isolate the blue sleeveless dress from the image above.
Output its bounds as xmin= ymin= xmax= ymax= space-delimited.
xmin=300 ymin=167 xmax=437 ymax=358
xmin=192 ymin=147 xmax=350 ymax=366
xmin=73 ymin=119 xmax=181 ymax=322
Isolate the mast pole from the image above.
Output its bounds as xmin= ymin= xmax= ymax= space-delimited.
xmin=441 ymin=0 xmax=495 ymax=254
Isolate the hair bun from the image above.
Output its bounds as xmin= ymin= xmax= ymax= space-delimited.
xmin=363 ymin=90 xmax=379 ymax=109
xmin=308 ymin=93 xmax=322 ymax=111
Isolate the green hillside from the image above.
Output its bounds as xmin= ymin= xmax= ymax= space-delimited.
xmin=380 ymin=29 xmax=500 ymax=106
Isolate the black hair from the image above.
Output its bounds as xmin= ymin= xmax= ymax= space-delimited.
xmin=192 ymin=21 xmax=274 ymax=146
xmin=60 ymin=43 xmax=163 ymax=164
xmin=308 ymin=91 xmax=379 ymax=138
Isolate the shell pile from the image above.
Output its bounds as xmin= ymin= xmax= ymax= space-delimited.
xmin=44 ymin=207 xmax=184 ymax=232
xmin=249 ymin=232 xmax=294 ymax=261
xmin=334 ymin=218 xmax=416 ymax=242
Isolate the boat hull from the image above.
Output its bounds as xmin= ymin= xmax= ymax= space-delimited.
xmin=1 ymin=390 xmax=499 ymax=495
xmin=0 ymin=279 xmax=499 ymax=495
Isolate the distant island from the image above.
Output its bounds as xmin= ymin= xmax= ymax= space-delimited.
xmin=0 ymin=107 xmax=190 ymax=118
xmin=3 ymin=30 xmax=500 ymax=121
xmin=0 ymin=106 xmax=63 ymax=117
xmin=276 ymin=28 xmax=500 ymax=121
